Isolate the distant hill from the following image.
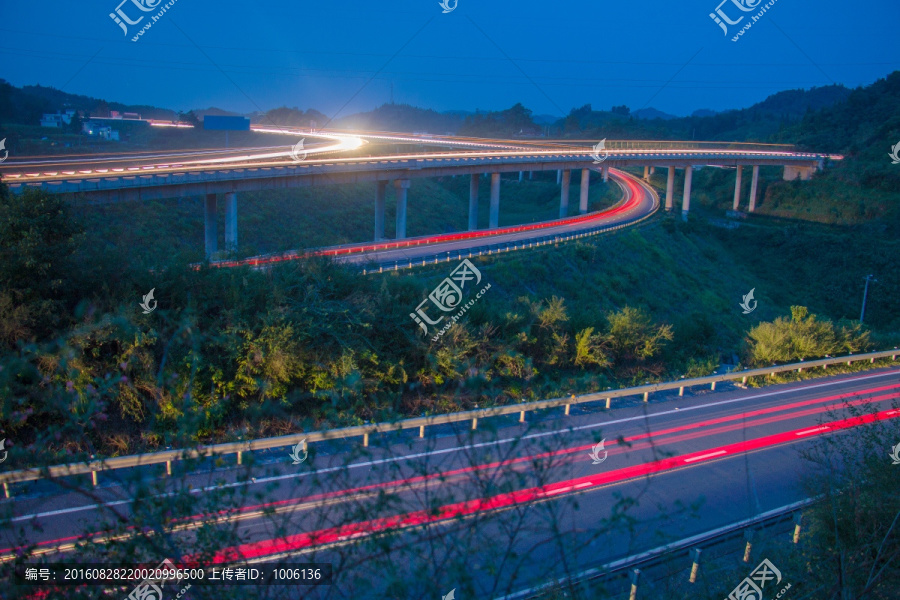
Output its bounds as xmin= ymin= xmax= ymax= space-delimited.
xmin=246 ymin=106 xmax=328 ymax=128
xmin=532 ymin=113 xmax=560 ymax=125
xmin=333 ymin=103 xmax=464 ymax=134
xmin=0 ymin=81 xmax=177 ymax=122
xmin=554 ymin=84 xmax=854 ymax=142
xmin=775 ymin=71 xmax=900 ymax=192
xmin=195 ymin=107 xmax=242 ymax=119
xmin=458 ymin=103 xmax=542 ymax=137
xmin=632 ymin=107 xmax=679 ymax=120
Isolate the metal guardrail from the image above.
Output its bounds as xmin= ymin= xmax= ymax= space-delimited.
xmin=5 ymin=148 xmax=823 ymax=195
xmin=2 ymin=348 xmax=897 ymax=497
xmin=207 ymin=167 xmax=647 ymax=269
xmin=497 ymin=497 xmax=817 ymax=600
xmin=357 ymin=178 xmax=655 ymax=274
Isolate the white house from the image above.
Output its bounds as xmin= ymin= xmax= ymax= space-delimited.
xmin=82 ymin=121 xmax=120 ymax=141
xmin=40 ymin=109 xmax=77 ymax=128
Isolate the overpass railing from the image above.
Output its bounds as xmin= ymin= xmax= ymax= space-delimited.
xmin=1 ymin=348 xmax=897 ymax=498
xmin=356 ymin=195 xmax=656 ymax=274
xmin=568 ymin=140 xmax=798 ymax=152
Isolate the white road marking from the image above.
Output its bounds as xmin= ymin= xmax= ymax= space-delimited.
xmin=795 ymin=426 xmax=830 ymax=436
xmin=684 ymin=450 xmax=727 ymax=463
xmin=9 ymin=369 xmax=898 ymax=523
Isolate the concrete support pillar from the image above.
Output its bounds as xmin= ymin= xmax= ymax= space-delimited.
xmin=556 ymin=170 xmax=561 ymax=185
xmin=665 ymin=167 xmax=675 ymax=211
xmin=395 ymin=179 xmax=410 ymax=239
xmin=650 ymin=166 xmax=655 ymax=175
xmin=681 ymin=167 xmax=692 ymax=221
xmin=204 ymin=193 xmax=217 ymax=257
xmin=559 ymin=170 xmax=571 ymax=218
xmin=749 ymin=165 xmax=760 ymax=212
xmin=579 ymin=169 xmax=590 ymax=214
xmin=468 ymin=174 xmax=479 ymax=231
xmin=374 ymin=180 xmax=387 ymax=240
xmin=732 ymin=166 xmax=742 ymax=211
xmin=529 ymin=171 xmax=533 ymax=180
xmin=224 ymin=192 xmax=237 ymax=250
xmin=489 ymin=173 xmax=501 ymax=229
xmin=602 ymin=164 xmax=609 ymax=182
xmin=643 ymin=165 xmax=649 ymax=180
xmin=518 ymin=171 xmax=524 ymax=182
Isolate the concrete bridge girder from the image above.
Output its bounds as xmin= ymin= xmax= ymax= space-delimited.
xmin=14 ymin=154 xmax=822 ymax=256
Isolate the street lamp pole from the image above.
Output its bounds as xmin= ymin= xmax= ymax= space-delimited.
xmin=860 ymin=274 xmax=877 ymax=323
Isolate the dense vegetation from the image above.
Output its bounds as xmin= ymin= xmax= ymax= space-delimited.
xmin=1 ymin=71 xmax=899 ymax=462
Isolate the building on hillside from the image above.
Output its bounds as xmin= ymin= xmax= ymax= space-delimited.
xmin=82 ymin=121 xmax=120 ymax=141
xmin=40 ymin=109 xmax=78 ymax=128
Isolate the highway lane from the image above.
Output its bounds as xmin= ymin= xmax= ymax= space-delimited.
xmin=0 ymin=133 xmax=364 ymax=179
xmin=5 ymin=368 xmax=898 ymax=576
xmin=207 ymin=167 xmax=655 ymax=270
xmin=193 ymin=400 xmax=899 ymax=599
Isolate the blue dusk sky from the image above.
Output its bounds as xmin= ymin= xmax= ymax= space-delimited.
xmin=0 ymin=0 xmax=898 ymax=118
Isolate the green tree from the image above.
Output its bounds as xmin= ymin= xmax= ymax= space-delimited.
xmin=0 ymin=184 xmax=83 ymax=343
xmin=746 ymin=306 xmax=871 ymax=366
xmin=573 ymin=327 xmax=611 ymax=369
xmin=605 ymin=306 xmax=673 ymax=364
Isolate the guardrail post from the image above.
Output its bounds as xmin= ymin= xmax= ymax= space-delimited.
xmin=743 ymin=529 xmax=755 ymax=563
xmin=91 ymin=470 xmax=98 ymax=487
xmin=792 ymin=513 xmax=803 ymax=544
xmin=606 ymin=397 xmax=612 ymax=409
xmin=689 ymin=548 xmax=702 ymax=583
xmin=871 ymin=357 xmax=875 ymax=363
xmin=629 ymin=569 xmax=640 ymax=600
xmin=742 ymin=376 xmax=748 ymax=385
xmin=643 ymin=392 xmax=649 ymax=402
xmin=711 ymin=381 xmax=716 ymax=391
xmin=363 ymin=433 xmax=369 ymax=447
xmin=419 ymin=425 xmax=425 ymax=438
xmin=237 ymin=451 xmax=242 ymax=466
xmin=166 ymin=460 xmax=172 ymax=476
xmin=678 ymin=386 xmax=684 ymax=396
xmin=519 ymin=411 xmax=526 ymax=423
xmin=472 ymin=417 xmax=478 ymax=430
xmin=3 ymin=482 xmax=9 ymax=499
xmin=564 ymin=403 xmax=571 ymax=416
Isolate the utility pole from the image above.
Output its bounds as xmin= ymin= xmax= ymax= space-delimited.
xmin=860 ymin=274 xmax=877 ymax=323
